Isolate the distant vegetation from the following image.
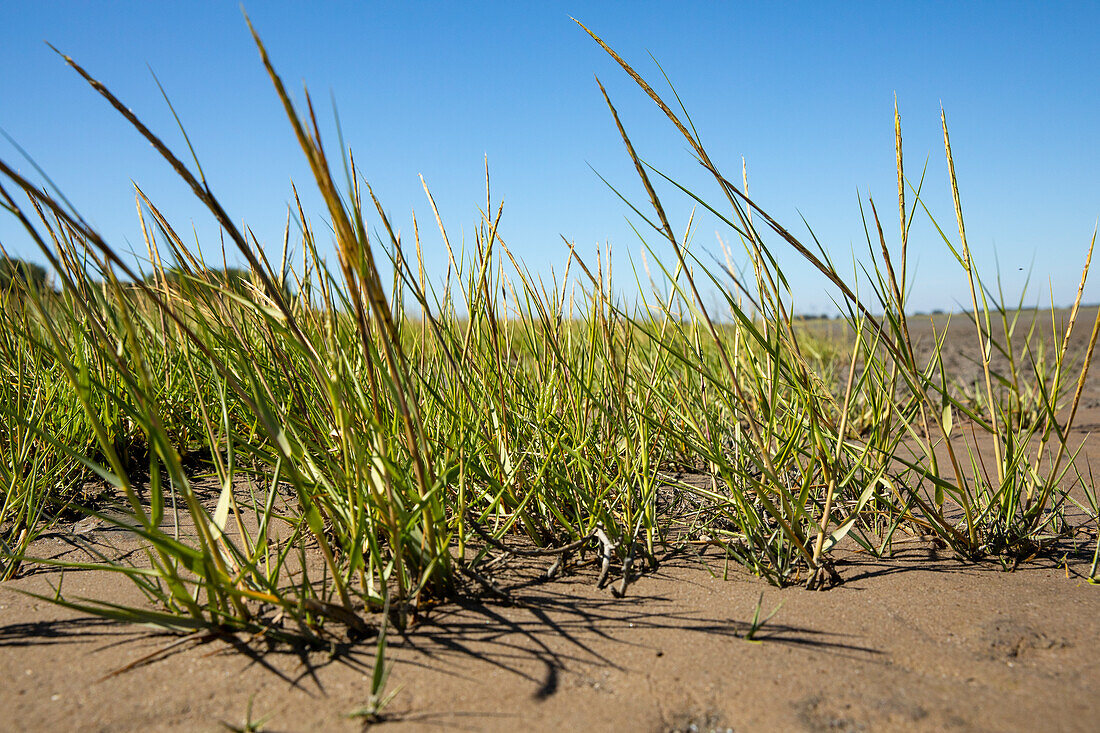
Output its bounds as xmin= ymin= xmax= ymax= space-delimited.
xmin=0 ymin=257 xmax=50 ymax=291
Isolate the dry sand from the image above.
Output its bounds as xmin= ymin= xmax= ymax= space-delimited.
xmin=3 ymin=528 xmax=1097 ymax=732
xmin=2 ymin=309 xmax=1098 ymax=732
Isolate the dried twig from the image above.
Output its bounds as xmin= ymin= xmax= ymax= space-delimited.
xmin=614 ymin=543 xmax=635 ymax=598
xmin=593 ymin=526 xmax=616 ymax=589
xmin=98 ymin=630 xmax=218 ymax=682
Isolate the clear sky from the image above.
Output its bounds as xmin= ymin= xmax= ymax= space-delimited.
xmin=2 ymin=1 xmax=1097 ymax=314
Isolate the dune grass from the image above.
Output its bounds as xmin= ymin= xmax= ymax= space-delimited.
xmin=1 ymin=15 xmax=1097 ymax=663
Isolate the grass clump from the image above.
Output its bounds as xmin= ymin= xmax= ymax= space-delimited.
xmin=0 ymin=16 xmax=1096 ymax=652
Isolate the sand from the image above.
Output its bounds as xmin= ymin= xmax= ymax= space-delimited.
xmin=2 ymin=526 xmax=1097 ymax=732
xmin=2 ymin=309 xmax=1099 ymax=732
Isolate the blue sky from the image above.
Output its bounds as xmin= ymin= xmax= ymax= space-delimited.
xmin=1 ymin=1 xmax=1097 ymax=314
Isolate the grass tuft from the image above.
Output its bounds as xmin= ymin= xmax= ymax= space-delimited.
xmin=0 ymin=15 xmax=1095 ymax=696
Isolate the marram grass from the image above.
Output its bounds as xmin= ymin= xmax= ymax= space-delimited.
xmin=1 ymin=18 xmax=1097 ymax=659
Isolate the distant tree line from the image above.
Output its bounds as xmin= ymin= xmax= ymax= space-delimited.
xmin=145 ymin=266 xmax=252 ymax=292
xmin=1 ymin=257 xmax=292 ymax=303
xmin=0 ymin=258 xmax=51 ymax=291
xmin=144 ymin=266 xmax=293 ymax=302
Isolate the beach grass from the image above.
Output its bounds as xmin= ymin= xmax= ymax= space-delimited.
xmin=1 ymin=16 xmax=1097 ymax=665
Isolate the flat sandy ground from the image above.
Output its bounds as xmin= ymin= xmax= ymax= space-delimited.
xmin=2 ymin=308 xmax=1098 ymax=732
